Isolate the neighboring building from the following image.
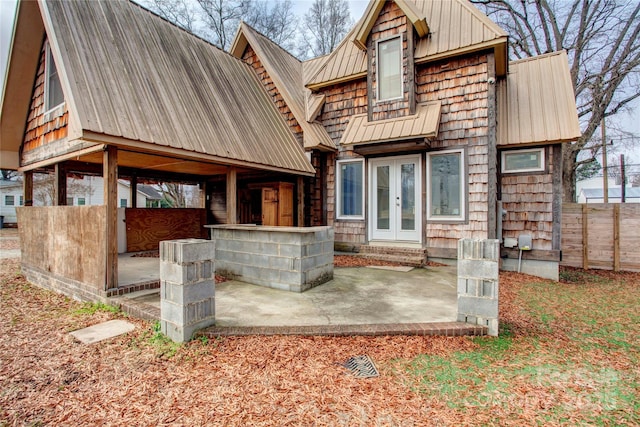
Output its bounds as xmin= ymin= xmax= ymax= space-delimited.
xmin=0 ymin=180 xmax=24 ymax=224
xmin=0 ymin=0 xmax=580 ymax=299
xmin=578 ymin=187 xmax=640 ymax=203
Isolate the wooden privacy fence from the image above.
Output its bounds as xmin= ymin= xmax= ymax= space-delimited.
xmin=562 ymin=203 xmax=640 ymax=272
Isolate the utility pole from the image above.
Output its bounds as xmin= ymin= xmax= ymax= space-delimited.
xmin=602 ymin=117 xmax=609 ymax=203
xmin=620 ymin=154 xmax=626 ymax=203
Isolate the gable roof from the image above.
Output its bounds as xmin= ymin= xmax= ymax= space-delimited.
xmin=305 ymin=0 xmax=508 ymax=90
xmin=1 ymin=0 xmax=314 ymax=175
xmin=230 ymin=22 xmax=335 ymax=151
xmin=497 ymin=51 xmax=581 ymax=146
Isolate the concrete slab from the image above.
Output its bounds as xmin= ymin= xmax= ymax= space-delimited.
xmin=70 ymin=319 xmax=135 ymax=344
xmin=119 ymin=265 xmax=458 ymax=327
xmin=118 ymin=253 xmax=159 ymax=286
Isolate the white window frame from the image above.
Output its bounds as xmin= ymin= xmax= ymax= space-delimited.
xmin=376 ymin=36 xmax=403 ymax=102
xmin=44 ymin=41 xmax=64 ymax=114
xmin=336 ymin=158 xmax=365 ymax=220
xmin=427 ymin=148 xmax=466 ymax=222
xmin=501 ymin=148 xmax=545 ymax=173
xmin=5 ymin=195 xmax=15 ymax=206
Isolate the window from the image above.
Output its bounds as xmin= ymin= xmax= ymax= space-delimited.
xmin=377 ymin=36 xmax=402 ymax=101
xmin=5 ymin=195 xmax=15 ymax=206
xmin=19 ymin=196 xmax=23 ymax=206
xmin=66 ymin=197 xmax=74 ymax=206
xmin=120 ymin=198 xmax=128 ymax=208
xmin=45 ymin=42 xmax=64 ymax=111
xmin=428 ymin=149 xmax=465 ymax=221
xmin=501 ymin=148 xmax=545 ymax=173
xmin=337 ymin=159 xmax=364 ymax=219
xmin=77 ymin=198 xmax=86 ymax=206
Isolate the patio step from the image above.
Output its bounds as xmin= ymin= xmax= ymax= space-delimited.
xmin=357 ymin=246 xmax=427 ymax=267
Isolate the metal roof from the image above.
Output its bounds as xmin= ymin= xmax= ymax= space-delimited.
xmin=340 ymin=101 xmax=441 ymax=146
xmin=305 ymin=0 xmax=507 ymax=89
xmin=497 ymin=51 xmax=581 ymax=146
xmin=230 ymin=23 xmax=335 ymax=151
xmin=40 ymin=0 xmax=314 ymax=175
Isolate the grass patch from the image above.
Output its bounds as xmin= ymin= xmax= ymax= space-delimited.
xmin=146 ymin=321 xmax=181 ymax=359
xmin=73 ymin=301 xmax=120 ymax=315
xmin=404 ymin=270 xmax=640 ymax=424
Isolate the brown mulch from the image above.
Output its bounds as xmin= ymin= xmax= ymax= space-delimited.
xmin=3 ymin=257 xmax=637 ymax=425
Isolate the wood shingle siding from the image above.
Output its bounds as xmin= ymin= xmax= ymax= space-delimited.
xmin=22 ymin=43 xmax=68 ymax=153
xmin=43 ymin=0 xmax=314 ymax=175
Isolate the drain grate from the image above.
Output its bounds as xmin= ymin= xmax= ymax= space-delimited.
xmin=343 ymin=355 xmax=379 ymax=378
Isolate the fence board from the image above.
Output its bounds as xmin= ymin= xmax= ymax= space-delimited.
xmin=562 ymin=203 xmax=640 ymax=272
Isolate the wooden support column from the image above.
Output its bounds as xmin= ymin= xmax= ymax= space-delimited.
xmin=551 ymin=145 xmax=563 ymax=251
xmin=130 ymin=175 xmax=138 ymax=208
xmin=613 ymin=204 xmax=620 ymax=271
xmin=23 ymin=171 xmax=33 ymax=206
xmin=297 ymin=176 xmax=304 ymax=227
xmin=486 ymin=52 xmax=498 ymax=239
xmin=226 ymin=167 xmax=237 ymax=224
xmin=54 ymin=163 xmax=67 ymax=206
xmin=104 ymin=146 xmax=118 ymax=290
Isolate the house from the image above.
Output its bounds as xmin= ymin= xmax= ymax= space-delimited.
xmin=0 ymin=0 xmax=579 ymax=301
xmin=0 ymin=179 xmax=23 ymax=225
xmin=578 ymin=187 xmax=640 ymax=203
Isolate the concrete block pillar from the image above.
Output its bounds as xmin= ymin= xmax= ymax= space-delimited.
xmin=457 ymin=238 xmax=500 ymax=336
xmin=160 ymin=239 xmax=215 ymax=342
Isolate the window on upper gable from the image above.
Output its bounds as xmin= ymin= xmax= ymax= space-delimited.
xmin=377 ymin=36 xmax=402 ymax=101
xmin=45 ymin=41 xmax=64 ymax=112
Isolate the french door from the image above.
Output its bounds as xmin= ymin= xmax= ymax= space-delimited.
xmin=369 ymin=155 xmax=421 ymax=242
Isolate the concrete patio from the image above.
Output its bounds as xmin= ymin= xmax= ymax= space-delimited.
xmin=111 ymin=255 xmax=486 ymax=337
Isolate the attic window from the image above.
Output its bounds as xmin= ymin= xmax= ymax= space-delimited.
xmin=377 ymin=37 xmax=402 ymax=101
xmin=45 ymin=42 xmax=64 ymax=112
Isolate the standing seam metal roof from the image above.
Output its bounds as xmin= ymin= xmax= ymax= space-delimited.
xmin=43 ymin=0 xmax=314 ymax=175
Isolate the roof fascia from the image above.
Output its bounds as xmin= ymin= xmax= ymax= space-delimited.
xmin=0 ymin=0 xmax=44 ymax=169
xmin=229 ymin=23 xmax=248 ymax=58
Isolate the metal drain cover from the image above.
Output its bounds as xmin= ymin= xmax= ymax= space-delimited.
xmin=343 ymin=355 xmax=379 ymax=378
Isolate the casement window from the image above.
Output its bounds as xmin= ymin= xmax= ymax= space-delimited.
xmin=427 ymin=149 xmax=466 ymax=221
xmin=501 ymin=148 xmax=545 ymax=173
xmin=5 ymin=195 xmax=15 ymax=206
xmin=337 ymin=159 xmax=364 ymax=219
xmin=377 ymin=36 xmax=402 ymax=101
xmin=45 ymin=42 xmax=64 ymax=112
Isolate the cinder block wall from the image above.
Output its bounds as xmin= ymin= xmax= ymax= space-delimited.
xmin=210 ymin=225 xmax=334 ymax=292
xmin=457 ymin=238 xmax=500 ymax=336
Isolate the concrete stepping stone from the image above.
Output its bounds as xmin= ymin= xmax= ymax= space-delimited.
xmin=70 ymin=319 xmax=135 ymax=344
xmin=366 ymin=266 xmax=414 ymax=272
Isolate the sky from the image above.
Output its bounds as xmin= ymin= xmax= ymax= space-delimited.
xmin=0 ymin=0 xmax=638 ymax=160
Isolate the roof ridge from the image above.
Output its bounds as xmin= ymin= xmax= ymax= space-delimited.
xmin=239 ymin=21 xmax=301 ymax=64
xmin=509 ymin=50 xmax=566 ymax=65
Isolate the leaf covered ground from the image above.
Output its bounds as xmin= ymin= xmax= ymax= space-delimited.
xmin=1 ymin=257 xmax=638 ymax=426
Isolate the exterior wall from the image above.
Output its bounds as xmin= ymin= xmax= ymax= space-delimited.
xmin=0 ymin=183 xmax=24 ymax=223
xmin=22 ymin=40 xmax=69 ymax=165
xmin=368 ymin=1 xmax=411 ymax=120
xmin=241 ymin=46 xmax=304 ymax=144
xmin=500 ymin=147 xmax=555 ymax=251
xmin=416 ymin=53 xmax=491 ymax=250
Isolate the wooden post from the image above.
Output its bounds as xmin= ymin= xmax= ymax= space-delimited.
xmin=226 ymin=167 xmax=237 ymax=224
xmin=551 ymin=145 xmax=563 ymax=251
xmin=486 ymin=52 xmax=498 ymax=239
xmin=54 ymin=163 xmax=67 ymax=206
xmin=23 ymin=171 xmax=33 ymax=206
xmin=130 ymin=175 xmax=137 ymax=208
xmin=104 ymin=146 xmax=118 ymax=290
xmin=582 ymin=204 xmax=589 ymax=270
xmin=602 ymin=118 xmax=609 ymax=203
xmin=297 ymin=176 xmax=304 ymax=227
xmin=613 ymin=204 xmax=620 ymax=271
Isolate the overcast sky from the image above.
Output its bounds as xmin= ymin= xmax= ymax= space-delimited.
xmin=0 ymin=0 xmax=637 ymax=159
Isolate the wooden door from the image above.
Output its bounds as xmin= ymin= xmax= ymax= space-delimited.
xmin=278 ymin=183 xmax=294 ymax=226
xmin=262 ymin=188 xmax=278 ymax=226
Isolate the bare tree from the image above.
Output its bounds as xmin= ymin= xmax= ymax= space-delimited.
xmin=196 ymin=0 xmax=251 ymax=49
xmin=0 ymin=169 xmax=18 ymax=180
xmin=472 ymin=0 xmax=640 ymax=201
xmin=156 ymin=183 xmax=187 ymax=208
xmin=299 ymin=0 xmax=351 ymax=58
xmin=244 ymin=0 xmax=298 ymax=52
